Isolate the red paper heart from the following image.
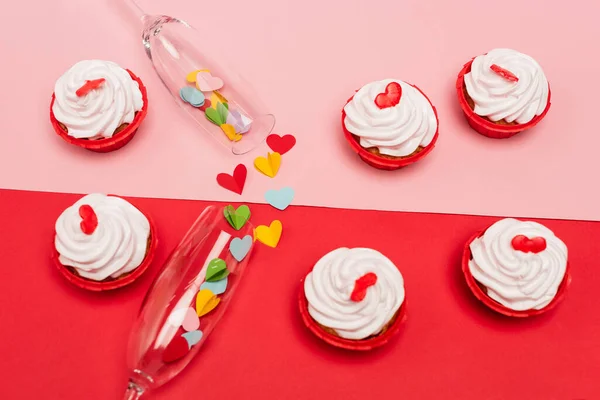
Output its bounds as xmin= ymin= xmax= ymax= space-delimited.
xmin=490 ymin=64 xmax=519 ymax=82
xmin=78 ymin=205 xmax=98 ymax=235
xmin=266 ymin=134 xmax=296 ymax=155
xmin=350 ymin=272 xmax=378 ymax=302
xmin=216 ymin=164 xmax=247 ymax=195
xmin=162 ymin=335 xmax=190 ymax=363
xmin=76 ymin=78 xmax=106 ymax=97
xmin=374 ymin=82 xmax=402 ymax=109
xmin=198 ymin=99 xmax=211 ymax=112
xmin=511 ymin=235 xmax=547 ymax=254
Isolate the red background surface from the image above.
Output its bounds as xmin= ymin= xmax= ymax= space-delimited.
xmin=0 ymin=189 xmax=598 ymax=399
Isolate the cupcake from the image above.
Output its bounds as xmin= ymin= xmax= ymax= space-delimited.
xmin=53 ymin=193 xmax=157 ymax=291
xmin=300 ymin=247 xmax=406 ymax=350
xmin=50 ymin=60 xmax=148 ymax=152
xmin=456 ymin=48 xmax=551 ymax=138
xmin=462 ymin=218 xmax=570 ymax=317
xmin=342 ymin=79 xmax=439 ymax=170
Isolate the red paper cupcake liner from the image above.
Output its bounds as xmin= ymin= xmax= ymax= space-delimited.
xmin=462 ymin=229 xmax=571 ymax=317
xmin=342 ymin=84 xmax=439 ymax=171
xmin=456 ymin=59 xmax=551 ymax=139
xmin=50 ymin=69 xmax=149 ymax=153
xmin=298 ymin=275 xmax=407 ymax=351
xmin=52 ymin=199 xmax=158 ymax=291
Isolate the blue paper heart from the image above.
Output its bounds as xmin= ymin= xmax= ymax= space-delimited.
xmin=200 ymin=276 xmax=228 ymax=295
xmin=264 ymin=187 xmax=295 ymax=211
xmin=182 ymin=330 xmax=203 ymax=347
xmin=229 ymin=235 xmax=252 ymax=262
xmin=179 ymin=87 xmax=205 ymax=107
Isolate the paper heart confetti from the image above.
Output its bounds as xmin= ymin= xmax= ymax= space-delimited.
xmin=226 ymin=109 xmax=252 ymax=134
xmin=194 ymin=70 xmax=224 ymax=92
xmin=205 ymin=258 xmax=230 ymax=282
xmin=198 ymin=99 xmax=212 ymax=112
xmin=186 ymin=69 xmax=210 ymax=83
xmin=230 ymin=235 xmax=252 ymax=262
xmin=254 ymin=220 xmax=282 ymax=248
xmin=196 ymin=289 xmax=221 ymax=317
xmin=210 ymin=92 xmax=228 ymax=108
xmin=223 ymin=205 xmax=251 ymax=230
xmin=205 ymin=102 xmax=229 ymax=126
xmin=511 ymin=235 xmax=547 ymax=254
xmin=79 ymin=205 xmax=98 ymax=235
xmin=490 ymin=64 xmax=519 ymax=82
xmin=266 ymin=134 xmax=296 ymax=155
xmin=182 ymin=330 xmax=204 ymax=347
xmin=254 ymin=152 xmax=282 ymax=178
xmin=216 ymin=164 xmax=247 ymax=195
xmin=162 ymin=335 xmax=190 ymax=363
xmin=182 ymin=307 xmax=200 ymax=332
xmin=221 ymin=123 xmax=242 ymax=142
xmin=76 ymin=78 xmax=106 ymax=97
xmin=264 ymin=187 xmax=295 ymax=211
xmin=350 ymin=272 xmax=378 ymax=302
xmin=179 ymin=86 xmax=205 ymax=107
xmin=375 ymin=82 xmax=402 ymax=109
xmin=200 ymin=277 xmax=228 ymax=295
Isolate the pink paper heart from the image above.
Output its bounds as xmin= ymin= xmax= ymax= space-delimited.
xmin=182 ymin=307 xmax=200 ymax=332
xmin=195 ymin=71 xmax=224 ymax=92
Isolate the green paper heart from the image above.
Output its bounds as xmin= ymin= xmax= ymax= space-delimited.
xmin=206 ymin=258 xmax=229 ymax=282
xmin=205 ymin=107 xmax=224 ymax=125
xmin=223 ymin=204 xmax=251 ymax=230
xmin=217 ymin=102 xmax=229 ymax=123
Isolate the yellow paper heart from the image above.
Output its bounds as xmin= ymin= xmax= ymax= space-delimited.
xmin=254 ymin=152 xmax=281 ymax=178
xmin=210 ymin=91 xmax=228 ymax=108
xmin=221 ymin=123 xmax=242 ymax=142
xmin=254 ymin=220 xmax=283 ymax=248
xmin=196 ymin=289 xmax=221 ymax=317
xmin=185 ymin=69 xmax=210 ymax=83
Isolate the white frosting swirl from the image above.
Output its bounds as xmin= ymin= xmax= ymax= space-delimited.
xmin=464 ymin=48 xmax=549 ymax=124
xmin=343 ymin=79 xmax=437 ymax=157
xmin=469 ymin=218 xmax=567 ymax=311
xmin=55 ymin=194 xmax=151 ymax=281
xmin=304 ymin=248 xmax=405 ymax=340
xmin=52 ymin=60 xmax=144 ymax=139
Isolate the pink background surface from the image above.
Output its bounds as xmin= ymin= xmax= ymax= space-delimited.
xmin=1 ymin=0 xmax=599 ymax=220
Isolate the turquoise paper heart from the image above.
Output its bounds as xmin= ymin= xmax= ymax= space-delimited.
xmin=179 ymin=87 xmax=205 ymax=107
xmin=229 ymin=235 xmax=252 ymax=262
xmin=264 ymin=187 xmax=295 ymax=211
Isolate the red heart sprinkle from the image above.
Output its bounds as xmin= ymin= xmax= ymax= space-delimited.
xmin=266 ymin=134 xmax=296 ymax=155
xmin=374 ymin=82 xmax=402 ymax=109
xmin=350 ymin=272 xmax=378 ymax=302
xmin=162 ymin=335 xmax=190 ymax=363
xmin=78 ymin=205 xmax=98 ymax=235
xmin=75 ymin=78 xmax=106 ymax=97
xmin=511 ymin=235 xmax=547 ymax=254
xmin=216 ymin=164 xmax=247 ymax=195
xmin=198 ymin=99 xmax=212 ymax=112
xmin=490 ymin=64 xmax=519 ymax=82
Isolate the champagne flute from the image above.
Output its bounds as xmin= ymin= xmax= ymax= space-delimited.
xmin=123 ymin=205 xmax=255 ymax=399
xmin=122 ymin=0 xmax=275 ymax=154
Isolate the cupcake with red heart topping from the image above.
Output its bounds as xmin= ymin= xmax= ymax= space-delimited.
xmin=53 ymin=193 xmax=157 ymax=291
xmin=456 ymin=48 xmax=551 ymax=138
xmin=342 ymin=79 xmax=439 ymax=170
xmin=50 ymin=60 xmax=148 ymax=152
xmin=299 ymin=247 xmax=406 ymax=350
xmin=462 ymin=218 xmax=570 ymax=317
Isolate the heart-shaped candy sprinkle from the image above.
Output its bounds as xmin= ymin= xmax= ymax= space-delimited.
xmin=223 ymin=205 xmax=251 ymax=230
xmin=79 ymin=205 xmax=98 ymax=235
xmin=229 ymin=235 xmax=252 ymax=262
xmin=179 ymin=86 xmax=206 ymax=107
xmin=511 ymin=235 xmax=547 ymax=254
xmin=374 ymin=82 xmax=402 ymax=109
xmin=76 ymin=78 xmax=106 ymax=97
xmin=196 ymin=289 xmax=221 ymax=317
xmin=350 ymin=272 xmax=378 ymax=302
xmin=205 ymin=258 xmax=229 ymax=282
xmin=490 ymin=64 xmax=519 ymax=82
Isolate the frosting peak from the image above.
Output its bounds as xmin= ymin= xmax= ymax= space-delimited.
xmin=468 ymin=218 xmax=567 ymax=311
xmin=52 ymin=60 xmax=144 ymax=139
xmin=464 ymin=48 xmax=549 ymax=124
xmin=304 ymin=248 xmax=405 ymax=340
xmin=343 ymin=79 xmax=437 ymax=157
xmin=55 ymin=194 xmax=151 ymax=281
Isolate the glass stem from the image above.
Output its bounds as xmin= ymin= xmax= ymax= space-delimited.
xmin=123 ymin=0 xmax=147 ymax=23
xmin=123 ymin=381 xmax=145 ymax=400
